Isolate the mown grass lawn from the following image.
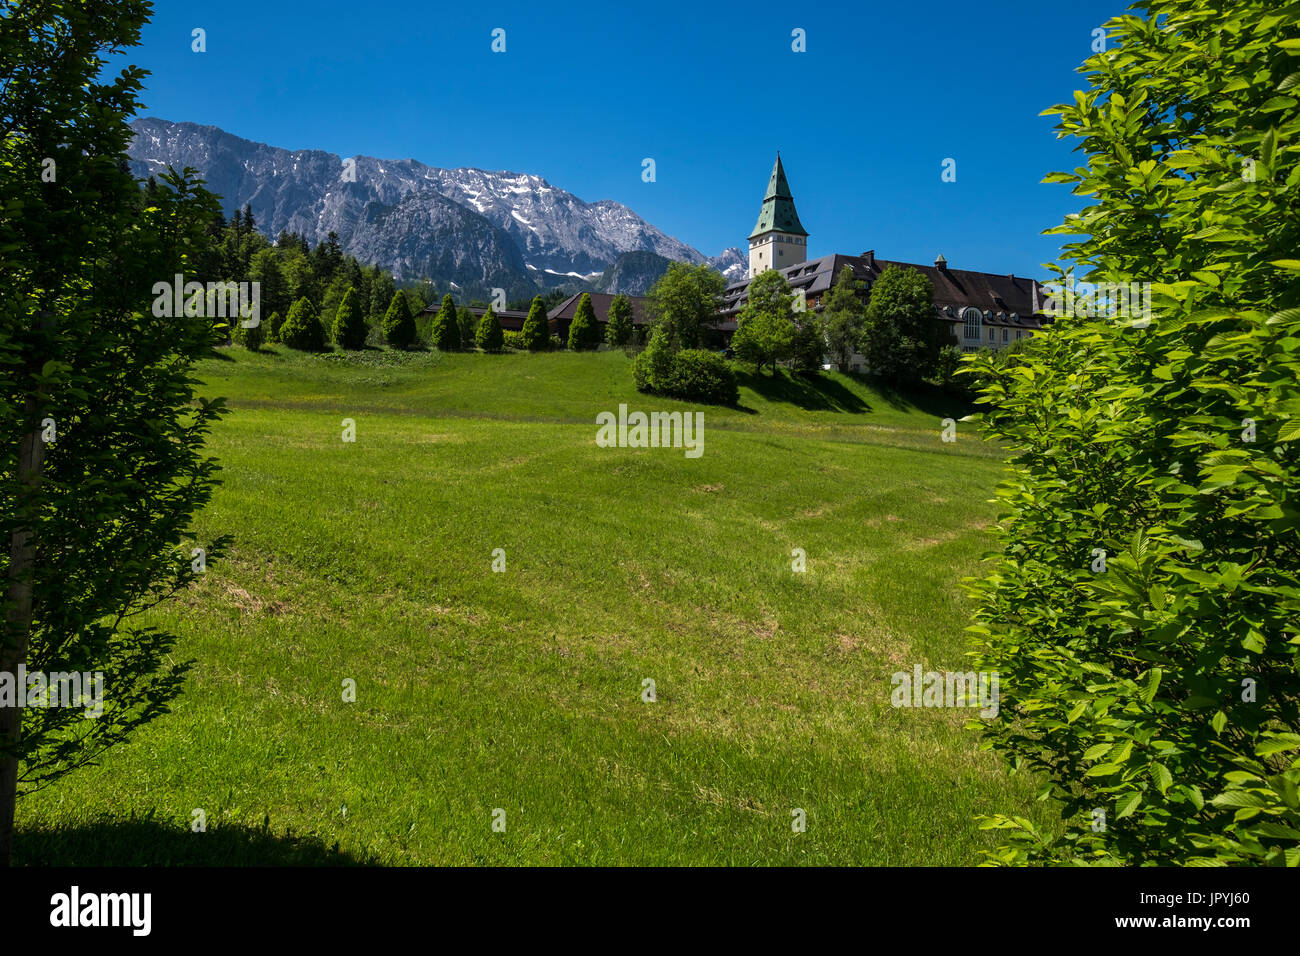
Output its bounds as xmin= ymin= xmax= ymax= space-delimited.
xmin=17 ymin=346 xmax=1049 ymax=865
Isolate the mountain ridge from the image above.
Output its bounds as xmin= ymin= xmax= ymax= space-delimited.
xmin=128 ymin=117 xmax=744 ymax=293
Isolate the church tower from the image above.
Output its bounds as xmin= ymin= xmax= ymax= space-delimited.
xmin=748 ymin=153 xmax=808 ymax=279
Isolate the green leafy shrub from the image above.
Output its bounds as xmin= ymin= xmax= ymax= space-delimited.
xmin=502 ymin=330 xmax=524 ymax=351
xmin=967 ymin=0 xmax=1300 ymax=866
xmin=634 ymin=328 xmax=738 ymax=406
xmin=665 ymin=349 xmax=738 ymax=406
xmin=234 ymin=316 xmax=265 ymax=351
xmin=279 ymin=297 xmax=326 ymax=352
xmin=265 ymin=310 xmax=283 ymax=343
xmin=632 ymin=324 xmax=675 ymax=393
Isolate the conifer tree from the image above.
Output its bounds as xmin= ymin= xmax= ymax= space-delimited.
xmin=521 ymin=296 xmax=550 ymax=351
xmin=332 ymin=287 xmax=369 ymax=350
xmin=476 ymin=308 xmax=504 ymax=352
xmin=280 ymin=296 xmax=326 ymax=351
xmin=458 ymin=306 xmax=475 ymax=350
xmin=382 ymin=291 xmax=416 ymax=349
xmin=567 ymin=293 xmax=600 ymax=351
xmin=431 ymin=293 xmax=460 ymax=351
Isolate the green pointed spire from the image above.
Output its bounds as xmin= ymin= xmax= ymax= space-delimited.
xmin=749 ymin=153 xmax=807 ymax=239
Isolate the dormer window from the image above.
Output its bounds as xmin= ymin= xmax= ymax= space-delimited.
xmin=962 ymin=306 xmax=982 ymax=341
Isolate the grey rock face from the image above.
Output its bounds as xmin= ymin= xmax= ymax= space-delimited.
xmin=128 ymin=118 xmax=723 ymax=288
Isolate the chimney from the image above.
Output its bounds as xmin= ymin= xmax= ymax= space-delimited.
xmin=861 ymin=249 xmax=874 ymax=268
xmin=935 ymin=253 xmax=948 ymax=270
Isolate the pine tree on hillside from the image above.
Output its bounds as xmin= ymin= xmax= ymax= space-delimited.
xmin=476 ymin=308 xmax=504 ymax=352
xmin=333 ymin=287 xmax=369 ymax=350
xmin=382 ymin=291 xmax=416 ymax=349
xmin=522 ymin=295 xmax=550 ymax=351
xmin=605 ymin=294 xmax=634 ymax=347
xmin=567 ymin=293 xmax=600 ymax=351
xmin=431 ymin=293 xmax=460 ymax=351
xmin=280 ymin=297 xmax=327 ymax=351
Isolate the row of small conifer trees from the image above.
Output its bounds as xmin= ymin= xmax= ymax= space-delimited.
xmin=237 ymin=288 xmax=636 ymax=354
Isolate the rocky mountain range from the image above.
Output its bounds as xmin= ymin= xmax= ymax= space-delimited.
xmin=127 ymin=118 xmax=746 ymax=295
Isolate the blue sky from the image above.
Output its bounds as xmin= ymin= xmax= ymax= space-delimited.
xmin=130 ymin=0 xmax=1129 ymax=278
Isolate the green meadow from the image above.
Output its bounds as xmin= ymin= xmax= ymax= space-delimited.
xmin=16 ymin=347 xmax=1049 ymax=865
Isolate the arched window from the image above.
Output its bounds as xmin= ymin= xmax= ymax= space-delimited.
xmin=962 ymin=307 xmax=982 ymax=341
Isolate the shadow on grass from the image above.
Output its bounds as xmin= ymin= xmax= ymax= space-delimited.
xmin=735 ymin=368 xmax=871 ymax=413
xmin=16 ymin=812 xmax=377 ymax=866
xmin=864 ymin=375 xmax=977 ymax=417
xmin=736 ymin=367 xmax=977 ymax=419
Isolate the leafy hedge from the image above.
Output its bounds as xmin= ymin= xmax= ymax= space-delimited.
xmin=666 ymin=349 xmax=739 ymax=406
xmin=633 ymin=327 xmax=737 ymax=405
xmin=966 ymin=0 xmax=1300 ymax=865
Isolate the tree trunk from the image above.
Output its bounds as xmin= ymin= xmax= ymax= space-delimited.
xmin=0 ymin=398 xmax=46 ymax=866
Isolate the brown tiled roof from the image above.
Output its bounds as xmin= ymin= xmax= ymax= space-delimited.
xmin=417 ymin=304 xmax=529 ymax=331
xmin=463 ymin=306 xmax=528 ymax=331
xmin=547 ymin=293 xmax=654 ymax=325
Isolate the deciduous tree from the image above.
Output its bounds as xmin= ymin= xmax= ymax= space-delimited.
xmin=860 ymin=266 xmax=943 ymax=385
xmin=605 ymin=294 xmax=634 ymax=347
xmin=648 ymin=262 xmax=725 ymax=349
xmin=1 ymin=0 xmax=228 ymax=865
xmin=732 ymin=269 xmax=795 ymax=374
